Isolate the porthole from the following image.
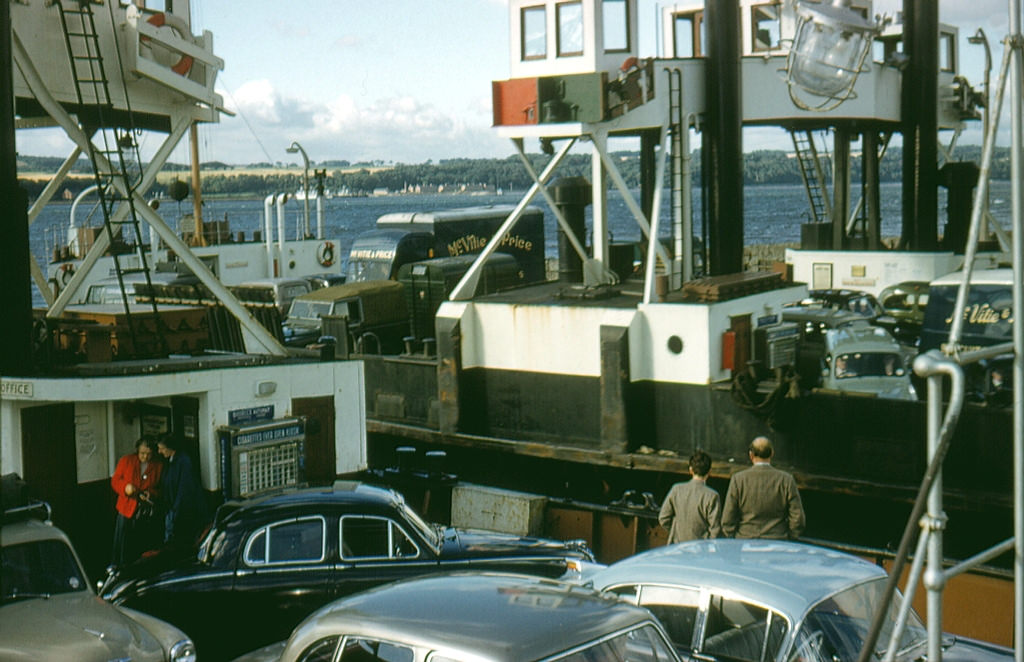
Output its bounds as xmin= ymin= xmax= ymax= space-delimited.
xmin=667 ymin=335 xmax=683 ymax=354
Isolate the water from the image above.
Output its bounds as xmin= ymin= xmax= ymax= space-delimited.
xmin=28 ymin=181 xmax=1014 ymax=307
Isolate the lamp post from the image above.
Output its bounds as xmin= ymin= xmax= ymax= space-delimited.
xmin=286 ymin=141 xmax=310 ymax=238
xmin=968 ymin=29 xmax=992 ymax=239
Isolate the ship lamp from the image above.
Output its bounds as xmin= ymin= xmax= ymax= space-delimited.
xmin=785 ymin=0 xmax=877 ymax=111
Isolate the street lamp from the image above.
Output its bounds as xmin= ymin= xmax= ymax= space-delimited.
xmin=286 ymin=141 xmax=310 ymax=238
xmin=784 ymin=0 xmax=879 ymax=111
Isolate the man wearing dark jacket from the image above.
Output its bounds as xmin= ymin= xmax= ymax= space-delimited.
xmin=721 ymin=436 xmax=805 ymax=539
xmin=156 ymin=436 xmax=209 ymax=548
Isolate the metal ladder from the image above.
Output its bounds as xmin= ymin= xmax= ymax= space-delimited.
xmin=667 ymin=67 xmax=698 ymax=280
xmin=790 ymin=130 xmax=832 ymax=224
xmin=56 ymin=0 xmax=168 ymax=357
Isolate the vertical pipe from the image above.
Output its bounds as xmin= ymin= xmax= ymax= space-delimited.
xmin=925 ymin=372 xmax=944 ymax=662
xmin=832 ymin=129 xmax=851 ymax=250
xmin=264 ymin=194 xmax=275 ymax=278
xmin=316 ymin=194 xmax=324 ymax=241
xmin=189 ymin=122 xmax=205 ymax=246
xmin=864 ymin=131 xmax=881 ymax=248
xmin=704 ymin=0 xmax=743 ymax=275
xmin=1 ymin=0 xmax=34 ymax=376
xmin=900 ymin=0 xmax=939 ymax=250
xmin=276 ymin=194 xmax=288 ymax=275
xmin=1009 ymin=0 xmax=1024 ymax=657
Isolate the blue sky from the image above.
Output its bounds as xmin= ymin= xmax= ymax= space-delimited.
xmin=15 ymin=0 xmax=1010 ymax=166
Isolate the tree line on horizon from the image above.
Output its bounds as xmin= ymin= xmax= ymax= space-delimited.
xmin=17 ymin=145 xmax=1007 ymax=200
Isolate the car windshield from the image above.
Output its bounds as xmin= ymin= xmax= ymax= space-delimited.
xmin=288 ymin=300 xmax=333 ymax=322
xmin=547 ymin=623 xmax=679 ymax=662
xmin=2 ymin=539 xmax=89 ymax=601
xmin=834 ymin=353 xmax=905 ymax=379
xmin=789 ymin=578 xmax=926 ymax=662
xmin=399 ymin=502 xmax=440 ymax=550
xmin=345 ymin=259 xmax=391 ymax=282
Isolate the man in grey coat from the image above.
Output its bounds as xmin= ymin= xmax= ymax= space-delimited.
xmin=659 ymin=450 xmax=722 ymax=543
xmin=721 ymin=436 xmax=805 ymax=539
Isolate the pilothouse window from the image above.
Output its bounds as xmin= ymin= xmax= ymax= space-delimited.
xmin=522 ymin=5 xmax=547 ymax=60
xmin=557 ymin=1 xmax=584 ymax=56
xmin=603 ymin=0 xmax=629 ymax=52
xmin=673 ymin=11 xmax=703 ymax=57
xmin=751 ymin=3 xmax=781 ymax=52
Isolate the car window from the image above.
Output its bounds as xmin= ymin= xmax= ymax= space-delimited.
xmin=244 ymin=516 xmax=326 ymax=565
xmin=338 ymin=637 xmax=414 ymax=662
xmin=548 ymin=623 xmax=678 ymax=662
xmin=789 ymin=578 xmax=925 ymax=662
xmin=700 ymin=594 xmax=787 ymax=662
xmin=340 ymin=516 xmax=419 ymax=560
xmin=639 ymin=585 xmax=702 ymax=651
xmin=2 ymin=539 xmax=88 ymax=597
xmin=298 ymin=635 xmax=341 ymax=662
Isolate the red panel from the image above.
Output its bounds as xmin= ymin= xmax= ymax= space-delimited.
xmin=721 ymin=330 xmax=736 ymax=371
xmin=492 ymin=78 xmax=539 ymax=126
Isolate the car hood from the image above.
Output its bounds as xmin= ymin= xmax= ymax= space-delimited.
xmin=0 ymin=592 xmax=165 ymax=662
xmin=941 ymin=635 xmax=1014 ymax=662
xmin=441 ymin=527 xmax=592 ymax=560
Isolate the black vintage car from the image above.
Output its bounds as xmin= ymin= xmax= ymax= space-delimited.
xmin=101 ymin=481 xmax=593 ymax=662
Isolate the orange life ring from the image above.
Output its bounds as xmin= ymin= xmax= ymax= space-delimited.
xmin=317 ymin=241 xmax=335 ymax=267
xmin=144 ymin=12 xmax=194 ymax=76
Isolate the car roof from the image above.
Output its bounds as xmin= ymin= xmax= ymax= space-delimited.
xmin=214 ymin=481 xmax=404 ymax=526
xmin=588 ymin=540 xmax=885 ymax=621
xmin=825 ymin=320 xmax=901 ymax=352
xmin=1 ymin=517 xmax=71 ymax=548
xmin=930 ymin=268 xmax=1014 ymax=287
xmin=284 ymin=572 xmax=662 ymax=661
xmin=239 ymin=277 xmax=309 ymax=287
xmin=807 ymin=288 xmax=877 ymax=301
xmin=294 ymin=280 xmax=403 ymax=302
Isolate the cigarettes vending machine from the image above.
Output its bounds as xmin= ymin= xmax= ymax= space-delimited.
xmin=218 ymin=416 xmax=305 ymax=498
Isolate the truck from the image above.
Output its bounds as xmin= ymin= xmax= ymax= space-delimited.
xmin=343 ymin=204 xmax=546 ymax=284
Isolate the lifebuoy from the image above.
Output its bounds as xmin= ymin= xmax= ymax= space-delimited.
xmin=143 ymin=12 xmax=194 ymax=76
xmin=58 ymin=263 xmax=76 ymax=288
xmin=317 ymin=241 xmax=335 ymax=268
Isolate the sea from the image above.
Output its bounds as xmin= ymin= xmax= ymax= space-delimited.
xmin=28 ymin=180 xmax=1015 ymax=307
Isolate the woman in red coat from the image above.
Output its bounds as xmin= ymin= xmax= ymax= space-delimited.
xmin=111 ymin=437 xmax=163 ymax=565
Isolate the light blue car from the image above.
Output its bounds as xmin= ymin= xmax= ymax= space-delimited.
xmin=583 ymin=539 xmax=1011 ymax=662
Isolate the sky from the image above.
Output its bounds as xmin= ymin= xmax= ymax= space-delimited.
xmin=14 ymin=0 xmax=1014 ymax=167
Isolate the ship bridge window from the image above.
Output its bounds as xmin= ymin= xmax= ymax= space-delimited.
xmin=603 ymin=0 xmax=630 ymax=52
xmin=940 ymin=31 xmax=956 ymax=72
xmin=673 ymin=11 xmax=703 ymax=58
xmin=557 ymin=1 xmax=584 ymax=56
xmin=522 ymin=5 xmax=547 ymax=60
xmin=751 ymin=3 xmax=781 ymax=53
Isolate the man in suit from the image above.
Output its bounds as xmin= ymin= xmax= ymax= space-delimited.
xmin=721 ymin=437 xmax=805 ymax=539
xmin=156 ymin=436 xmax=209 ymax=548
xmin=659 ymin=450 xmax=722 ymax=543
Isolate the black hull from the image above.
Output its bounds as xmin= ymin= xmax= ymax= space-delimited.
xmin=363 ymin=354 xmax=1013 ymax=562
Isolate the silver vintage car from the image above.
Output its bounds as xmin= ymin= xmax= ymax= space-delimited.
xmin=232 ymin=571 xmax=681 ymax=662
xmin=1 ymin=498 xmax=196 ymax=662
xmin=584 ymin=539 xmax=1011 ymax=662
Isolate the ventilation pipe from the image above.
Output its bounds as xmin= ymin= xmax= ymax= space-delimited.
xmin=263 ymin=194 xmax=276 ymax=277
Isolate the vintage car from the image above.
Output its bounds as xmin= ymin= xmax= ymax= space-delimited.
xmin=102 ymin=481 xmax=594 ymax=661
xmin=1 ymin=493 xmax=196 ymax=662
xmin=583 ymin=539 xmax=1012 ymax=662
xmin=878 ymin=280 xmax=930 ymax=343
xmin=231 ymin=572 xmax=681 ymax=662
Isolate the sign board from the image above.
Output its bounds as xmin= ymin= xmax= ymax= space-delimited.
xmin=218 ymin=417 xmax=305 ymax=498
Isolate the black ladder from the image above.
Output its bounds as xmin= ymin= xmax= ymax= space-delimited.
xmin=57 ymin=1 xmax=168 ymax=357
xmin=790 ymin=130 xmax=832 ymax=224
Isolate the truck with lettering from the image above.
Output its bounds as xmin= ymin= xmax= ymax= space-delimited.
xmin=919 ymin=267 xmax=1014 ymax=402
xmin=343 ymin=204 xmax=545 ymax=284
